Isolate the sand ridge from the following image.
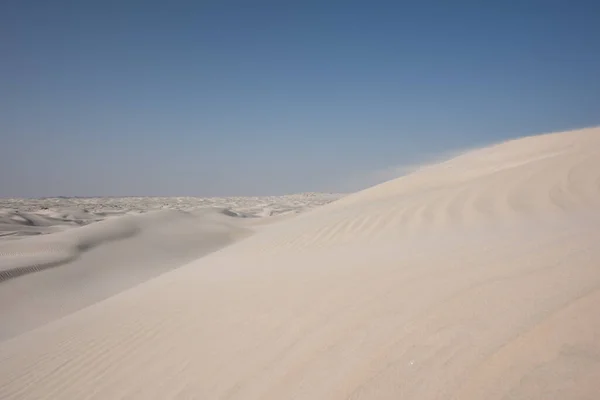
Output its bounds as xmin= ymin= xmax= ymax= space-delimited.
xmin=1 ymin=127 xmax=599 ymax=399
xmin=0 ymin=208 xmax=254 ymax=341
xmin=0 ymin=194 xmax=343 ymax=342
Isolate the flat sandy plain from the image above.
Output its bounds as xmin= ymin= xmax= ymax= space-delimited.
xmin=1 ymin=127 xmax=600 ymax=399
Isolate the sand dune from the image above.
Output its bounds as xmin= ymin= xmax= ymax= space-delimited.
xmin=1 ymin=127 xmax=600 ymax=399
xmin=0 ymin=209 xmax=252 ymax=341
xmin=0 ymin=209 xmax=102 ymax=239
xmin=0 ymin=194 xmax=342 ymax=341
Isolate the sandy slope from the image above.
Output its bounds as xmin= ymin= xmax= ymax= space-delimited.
xmin=1 ymin=127 xmax=600 ymax=399
xmin=0 ymin=194 xmax=342 ymax=340
xmin=0 ymin=209 xmax=252 ymax=341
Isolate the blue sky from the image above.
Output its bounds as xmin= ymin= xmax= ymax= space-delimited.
xmin=2 ymin=1 xmax=599 ymax=197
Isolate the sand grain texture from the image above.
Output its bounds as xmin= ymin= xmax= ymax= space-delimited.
xmin=1 ymin=128 xmax=600 ymax=399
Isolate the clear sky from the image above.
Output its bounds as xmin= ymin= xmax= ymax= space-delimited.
xmin=2 ymin=1 xmax=599 ymax=197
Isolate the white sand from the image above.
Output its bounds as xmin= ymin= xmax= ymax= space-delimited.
xmin=0 ymin=194 xmax=341 ymax=341
xmin=1 ymin=127 xmax=600 ymax=399
xmin=0 ymin=209 xmax=253 ymax=340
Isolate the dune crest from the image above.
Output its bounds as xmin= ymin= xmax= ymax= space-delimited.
xmin=1 ymin=127 xmax=600 ymax=399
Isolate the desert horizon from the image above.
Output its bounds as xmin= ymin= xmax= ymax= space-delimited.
xmin=4 ymin=1 xmax=600 ymax=398
xmin=2 ymin=127 xmax=600 ymax=399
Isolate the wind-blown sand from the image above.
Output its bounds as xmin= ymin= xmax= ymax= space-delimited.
xmin=1 ymin=128 xmax=600 ymax=399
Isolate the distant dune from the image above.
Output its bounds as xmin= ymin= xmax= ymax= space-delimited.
xmin=0 ymin=209 xmax=253 ymax=340
xmin=0 ymin=195 xmax=342 ymax=341
xmin=1 ymin=128 xmax=600 ymax=399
